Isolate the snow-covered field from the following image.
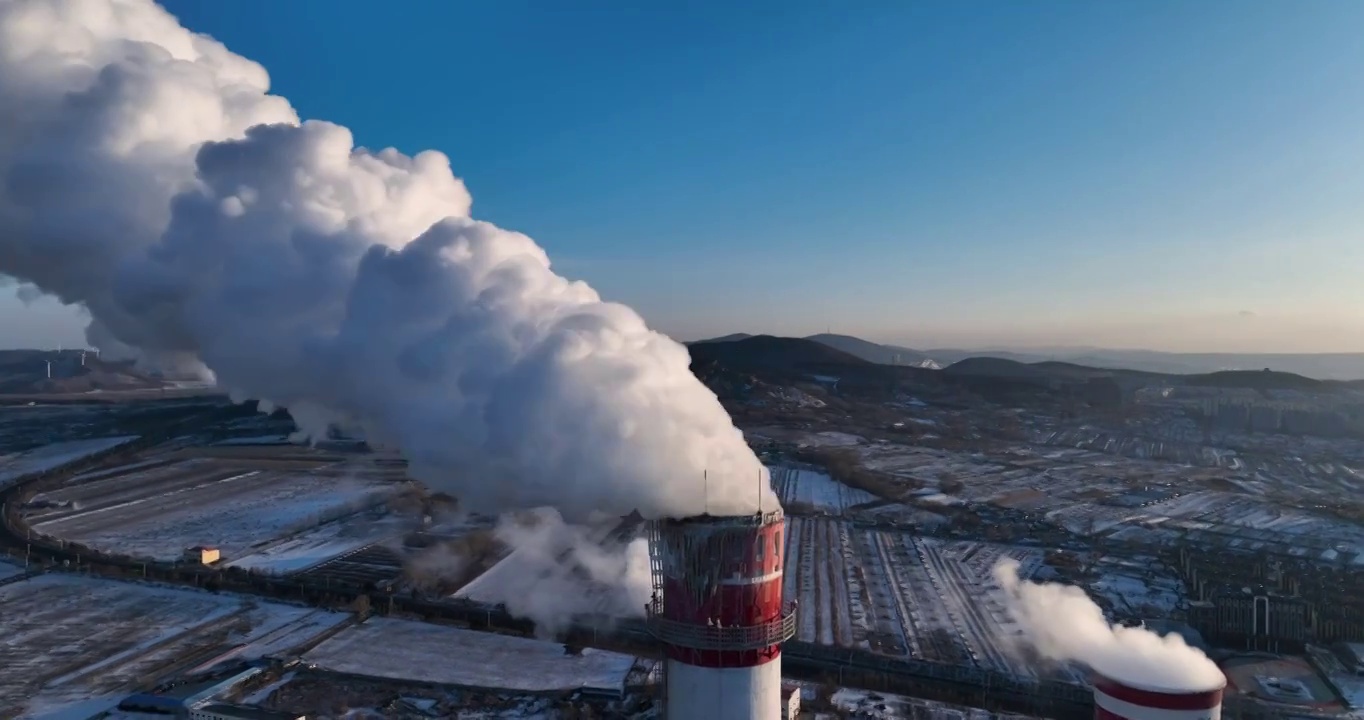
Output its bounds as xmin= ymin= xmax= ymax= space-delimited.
xmin=783 ymin=519 xmax=1066 ymax=680
xmin=226 ymin=515 xmax=408 ymax=574
xmin=212 ymin=434 xmax=292 ymax=446
xmin=1331 ymin=674 xmax=1364 ymax=711
xmin=770 ymin=465 xmax=876 ymax=513
xmin=29 ymin=460 xmax=395 ymax=561
xmin=0 ymin=574 xmax=343 ymax=718
xmin=0 ymin=436 xmax=138 ymax=487
xmin=0 ymin=556 xmax=25 ymax=581
xmin=798 ymin=431 xmax=867 ymax=448
xmin=303 ymin=617 xmax=637 ymax=695
xmin=1091 ymin=571 xmax=1182 ymax=617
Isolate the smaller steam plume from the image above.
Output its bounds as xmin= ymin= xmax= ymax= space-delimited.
xmin=446 ymin=509 xmax=651 ymax=637
xmin=993 ymin=559 xmax=1225 ymax=692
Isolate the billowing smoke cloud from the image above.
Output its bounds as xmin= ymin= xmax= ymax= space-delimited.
xmin=993 ymin=560 xmax=1225 ymax=692
xmin=0 ymin=0 xmax=775 ymax=520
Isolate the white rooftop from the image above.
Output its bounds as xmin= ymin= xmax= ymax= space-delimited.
xmin=302 ymin=617 xmax=636 ymax=697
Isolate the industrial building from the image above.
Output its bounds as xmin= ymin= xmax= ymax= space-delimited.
xmin=1091 ymin=673 xmax=1225 ymax=720
xmin=184 ymin=545 xmax=221 ymax=565
xmin=780 ymin=685 xmax=801 ymax=719
xmin=1178 ymin=549 xmax=1364 ymax=653
xmin=645 ymin=509 xmax=797 ymax=720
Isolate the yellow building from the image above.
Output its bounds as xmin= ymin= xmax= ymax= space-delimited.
xmin=184 ymin=545 xmax=220 ymax=565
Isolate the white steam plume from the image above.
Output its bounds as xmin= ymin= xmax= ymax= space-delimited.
xmin=455 ymin=509 xmax=651 ymax=637
xmin=993 ymin=560 xmax=1225 ymax=692
xmin=0 ymin=0 xmax=776 ymax=520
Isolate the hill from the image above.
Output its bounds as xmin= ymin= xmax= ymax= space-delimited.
xmin=803 ymin=333 xmax=941 ymax=368
xmin=941 ymin=356 xmax=1350 ymax=396
xmin=685 ymin=334 xmax=1360 ymax=402
xmin=686 ymin=335 xmax=869 ymax=374
xmin=690 ymin=333 xmax=754 ymax=344
xmin=928 ymin=347 xmax=1364 ymax=381
xmin=942 ymin=357 xmax=1050 ymax=380
xmin=1184 ymin=369 xmax=1327 ymax=393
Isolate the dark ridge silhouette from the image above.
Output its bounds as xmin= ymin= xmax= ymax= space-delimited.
xmin=1184 ymin=369 xmax=1325 ymax=392
xmin=690 ymin=332 xmax=754 ymax=344
xmin=803 ymin=333 xmax=937 ymax=367
xmin=686 ymin=335 xmax=870 ymax=373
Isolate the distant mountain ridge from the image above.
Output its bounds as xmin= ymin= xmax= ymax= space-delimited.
xmin=687 ymin=335 xmax=870 ymax=374
xmin=690 ymin=333 xmax=1364 ymax=381
xmin=686 ymin=334 xmax=1359 ymax=399
xmin=802 ymin=334 xmax=942 ymax=369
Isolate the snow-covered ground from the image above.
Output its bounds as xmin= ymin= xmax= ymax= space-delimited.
xmin=1 ymin=574 xmax=344 ymax=718
xmin=0 ymin=436 xmax=138 ymax=487
xmin=1090 ymin=571 xmax=1183 ymax=617
xmin=239 ymin=609 xmax=352 ymax=659
xmin=781 ymin=518 xmax=1062 ymax=680
xmin=798 ymin=431 xmax=867 ymax=448
xmin=830 ymin=687 xmax=1042 ymax=719
xmin=242 ymin=670 xmax=297 ymax=705
xmin=212 ymin=434 xmax=293 ymax=446
xmin=0 ymin=556 xmax=25 ymax=581
xmin=63 ymin=457 xmax=176 ymax=487
xmin=303 ymin=617 xmax=637 ymax=695
xmin=770 ymin=465 xmax=876 ymax=513
xmin=32 ymin=467 xmax=395 ymax=561
xmin=1332 ymin=675 xmax=1364 ymax=711
xmin=226 ymin=515 xmax=407 ymax=574
xmin=19 ymin=694 xmax=126 ymax=720
xmin=766 ymin=386 xmax=826 ymax=408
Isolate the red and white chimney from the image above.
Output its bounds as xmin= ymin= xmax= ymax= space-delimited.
xmin=1092 ymin=674 xmax=1226 ymax=720
xmin=646 ymin=510 xmax=796 ymax=720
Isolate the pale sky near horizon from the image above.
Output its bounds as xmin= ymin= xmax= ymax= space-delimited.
xmin=3 ymin=0 xmax=1364 ymax=353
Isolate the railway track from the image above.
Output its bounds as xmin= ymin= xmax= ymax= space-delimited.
xmin=866 ymin=528 xmax=919 ymax=659
xmin=917 ymin=537 xmax=1016 ymax=674
xmin=296 ymin=542 xmax=405 ymax=587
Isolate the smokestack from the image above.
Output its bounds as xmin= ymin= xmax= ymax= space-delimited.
xmin=992 ymin=560 xmax=1227 ymax=719
xmin=646 ymin=510 xmax=795 ymax=720
xmin=45 ymin=360 xmax=51 ymax=379
xmin=1092 ymin=674 xmax=1225 ymax=720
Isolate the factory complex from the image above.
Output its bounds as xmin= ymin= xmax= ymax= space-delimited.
xmin=2 ymin=382 xmax=1364 ymax=720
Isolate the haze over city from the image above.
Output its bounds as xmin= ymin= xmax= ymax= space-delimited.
xmin=4 ymin=0 xmax=1364 ymax=353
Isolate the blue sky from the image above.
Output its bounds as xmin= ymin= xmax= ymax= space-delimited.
xmin=9 ymin=0 xmax=1364 ymax=352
